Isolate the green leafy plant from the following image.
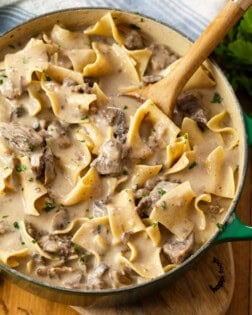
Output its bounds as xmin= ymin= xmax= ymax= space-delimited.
xmin=213 ymin=7 xmax=252 ymax=96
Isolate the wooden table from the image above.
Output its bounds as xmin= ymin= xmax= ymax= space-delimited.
xmin=0 ymin=127 xmax=251 ymax=315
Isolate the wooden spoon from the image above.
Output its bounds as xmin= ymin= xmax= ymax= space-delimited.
xmin=126 ymin=0 xmax=252 ymax=118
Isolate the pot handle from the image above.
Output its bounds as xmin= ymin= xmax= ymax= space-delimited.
xmin=244 ymin=112 xmax=252 ymax=145
xmin=214 ymin=213 xmax=252 ymax=243
xmin=215 ymin=112 xmax=252 ymax=243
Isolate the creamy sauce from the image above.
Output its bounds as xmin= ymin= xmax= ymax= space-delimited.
xmin=0 ymin=13 xmax=239 ymax=290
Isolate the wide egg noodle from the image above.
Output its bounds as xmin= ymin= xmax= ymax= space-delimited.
xmin=60 ymin=167 xmax=100 ymax=206
xmin=165 ymin=150 xmax=196 ymax=175
xmin=48 ymin=137 xmax=91 ymax=185
xmin=51 ymin=24 xmax=90 ymax=49
xmin=65 ymin=49 xmax=96 ymax=72
xmin=83 ymin=42 xmax=114 ymax=77
xmin=207 ymin=111 xmax=239 ymax=150
xmin=4 ymin=38 xmax=49 ymax=96
xmin=205 ymin=146 xmax=235 ymax=198
xmin=19 ymin=221 xmax=52 ymax=260
xmin=75 ymin=122 xmax=113 ymax=155
xmin=181 ymin=118 xmax=205 ymax=147
xmin=0 ymin=95 xmax=12 ymax=122
xmin=45 ymin=64 xmax=84 ymax=85
xmin=110 ymin=44 xmax=141 ymax=84
xmin=26 ymin=82 xmax=43 ymax=116
xmin=142 ymin=219 xmax=162 ymax=246
xmin=41 ymin=79 xmax=97 ymax=123
xmin=117 ymin=231 xmax=164 ymax=279
xmin=72 ymin=216 xmax=110 ymax=265
xmin=126 ymin=164 xmax=162 ymax=188
xmin=126 ymin=48 xmax=152 ymax=78
xmin=127 ymin=99 xmax=180 ymax=159
xmin=17 ymin=156 xmax=47 ymax=216
xmin=84 ymin=11 xmax=124 ymax=44
xmin=165 ymin=134 xmax=191 ymax=168
xmin=160 ymin=59 xmax=216 ymax=91
xmin=150 ymin=181 xmax=195 ymax=239
xmin=0 ymin=247 xmax=29 ymax=268
xmin=192 ymin=193 xmax=212 ymax=230
xmin=0 ymin=142 xmax=15 ymax=193
xmin=107 ymin=189 xmax=145 ymax=244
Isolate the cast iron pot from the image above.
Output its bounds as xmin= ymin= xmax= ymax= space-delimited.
xmin=0 ymin=7 xmax=252 ymax=307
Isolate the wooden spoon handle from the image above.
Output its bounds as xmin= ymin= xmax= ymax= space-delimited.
xmin=161 ymin=0 xmax=251 ymax=116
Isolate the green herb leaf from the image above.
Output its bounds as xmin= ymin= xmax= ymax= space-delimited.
xmin=15 ymin=164 xmax=27 ymax=172
xmin=158 ymin=189 xmax=166 ymax=196
xmin=13 ymin=221 xmax=19 ymax=229
xmin=216 ymin=222 xmax=224 ymax=232
xmin=211 ymin=92 xmax=223 ymax=103
xmin=22 ymin=57 xmax=29 ymax=64
xmin=152 ymin=222 xmax=158 ymax=228
xmin=161 ymin=200 xmax=167 ymax=210
xmin=44 ymin=200 xmax=55 ymax=212
xmin=189 ymin=161 xmax=198 ymax=169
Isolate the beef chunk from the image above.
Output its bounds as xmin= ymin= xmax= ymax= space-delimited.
xmin=136 ymin=181 xmax=177 ymax=217
xmin=110 ymin=268 xmax=135 ymax=287
xmin=103 ymin=107 xmax=127 ymax=141
xmin=173 ymin=91 xmax=208 ymax=127
xmin=47 ymin=120 xmax=71 ymax=148
xmin=51 ymin=209 xmax=70 ymax=231
xmin=91 ymin=139 xmax=127 ymax=175
xmin=124 ymin=29 xmax=144 ymax=50
xmin=148 ymin=44 xmax=178 ymax=72
xmin=0 ymin=122 xmax=44 ymax=155
xmin=30 ymin=147 xmax=55 ymax=184
xmin=163 ymin=233 xmax=194 ymax=264
xmin=38 ymin=234 xmax=73 ymax=257
xmin=86 ymin=263 xmax=109 ymax=290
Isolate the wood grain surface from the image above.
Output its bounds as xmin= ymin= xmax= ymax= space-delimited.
xmin=0 ymin=139 xmax=251 ymax=315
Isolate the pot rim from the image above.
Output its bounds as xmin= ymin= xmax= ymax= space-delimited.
xmin=0 ymin=6 xmax=248 ymax=297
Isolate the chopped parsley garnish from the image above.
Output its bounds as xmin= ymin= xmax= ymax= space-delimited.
xmin=15 ymin=164 xmax=27 ymax=172
xmin=122 ymin=169 xmax=129 ymax=175
xmin=81 ymin=115 xmax=89 ymax=120
xmin=96 ymin=225 xmax=102 ymax=233
xmin=29 ymin=143 xmax=36 ymax=152
xmin=28 ymin=177 xmax=34 ymax=182
xmin=216 ymin=222 xmax=224 ymax=232
xmin=44 ymin=200 xmax=55 ymax=212
xmin=123 ymin=105 xmax=128 ymax=110
xmin=13 ymin=221 xmax=19 ymax=229
xmin=15 ymin=106 xmax=24 ymax=117
xmin=73 ymin=243 xmax=79 ymax=251
xmin=152 ymin=222 xmax=158 ymax=228
xmin=161 ymin=200 xmax=167 ymax=210
xmin=211 ymin=92 xmax=223 ymax=103
xmin=2 ymin=215 xmax=8 ymax=219
xmin=183 ymin=133 xmax=189 ymax=140
xmin=31 ymin=239 xmax=37 ymax=244
xmin=0 ymin=79 xmax=3 ymax=85
xmin=45 ymin=75 xmax=52 ymax=81
xmin=21 ymin=241 xmax=25 ymax=245
xmin=189 ymin=161 xmax=198 ymax=169
xmin=79 ymin=139 xmax=86 ymax=143
xmin=158 ymin=189 xmax=166 ymax=196
xmin=22 ymin=57 xmax=29 ymax=64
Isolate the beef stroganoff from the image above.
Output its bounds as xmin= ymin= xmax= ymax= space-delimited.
xmin=0 ymin=12 xmax=239 ymax=290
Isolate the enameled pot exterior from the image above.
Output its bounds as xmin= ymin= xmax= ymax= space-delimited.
xmin=0 ymin=8 xmax=251 ymax=307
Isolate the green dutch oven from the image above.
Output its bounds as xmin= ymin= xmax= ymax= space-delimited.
xmin=0 ymin=7 xmax=251 ymax=308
